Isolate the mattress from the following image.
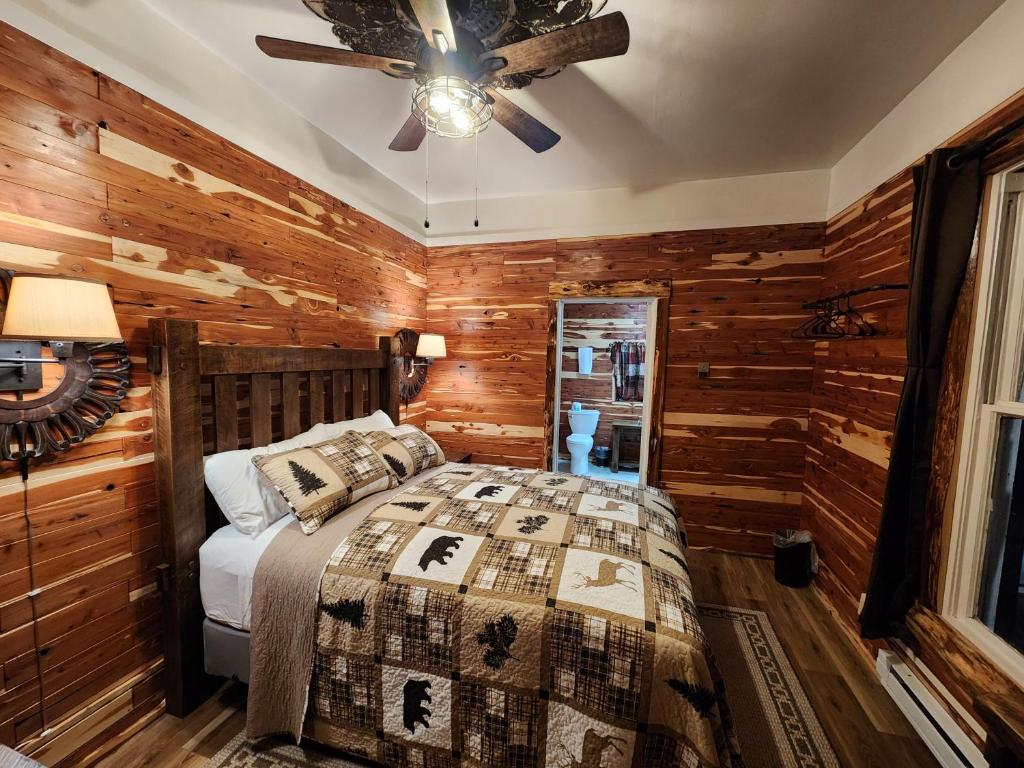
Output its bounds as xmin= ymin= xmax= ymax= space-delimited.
xmin=199 ymin=514 xmax=293 ymax=631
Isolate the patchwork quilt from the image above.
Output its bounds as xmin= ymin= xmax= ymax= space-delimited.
xmin=307 ymin=465 xmax=738 ymax=768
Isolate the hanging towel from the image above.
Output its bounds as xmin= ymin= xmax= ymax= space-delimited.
xmin=611 ymin=341 xmax=646 ymax=402
xmin=578 ymin=346 xmax=593 ymax=375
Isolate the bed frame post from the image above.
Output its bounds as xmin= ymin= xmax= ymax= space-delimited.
xmin=149 ymin=318 xmax=216 ymax=717
xmin=383 ymin=335 xmax=402 ymax=424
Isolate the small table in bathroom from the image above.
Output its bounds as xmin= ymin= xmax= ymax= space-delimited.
xmin=610 ymin=419 xmax=642 ymax=473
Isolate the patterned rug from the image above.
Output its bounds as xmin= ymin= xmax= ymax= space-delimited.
xmin=205 ymin=734 xmax=369 ymax=767
xmin=204 ymin=605 xmax=839 ymax=768
xmin=697 ymin=603 xmax=840 ymax=768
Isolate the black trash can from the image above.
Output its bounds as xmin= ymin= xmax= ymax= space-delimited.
xmin=593 ymin=446 xmax=611 ymax=467
xmin=773 ymin=529 xmax=817 ymax=588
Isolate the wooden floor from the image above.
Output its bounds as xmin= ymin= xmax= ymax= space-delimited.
xmin=92 ymin=551 xmax=939 ymax=768
xmin=688 ymin=551 xmax=940 ymax=768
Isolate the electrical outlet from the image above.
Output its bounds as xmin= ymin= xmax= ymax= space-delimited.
xmin=697 ymin=362 xmax=711 ymax=378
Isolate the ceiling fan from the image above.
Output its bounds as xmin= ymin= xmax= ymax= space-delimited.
xmin=255 ymin=0 xmax=630 ymax=153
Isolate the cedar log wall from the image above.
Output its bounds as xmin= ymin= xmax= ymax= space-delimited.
xmin=803 ymin=88 xmax=1024 ymax=745
xmin=802 ymin=171 xmax=913 ymax=629
xmin=0 ymin=22 xmax=426 ymax=762
xmin=558 ymin=301 xmax=647 ymax=463
xmin=426 ymin=225 xmax=827 ymax=552
xmin=4 ymin=10 xmax=1020 ymax=761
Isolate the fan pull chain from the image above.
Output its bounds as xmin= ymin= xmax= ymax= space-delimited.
xmin=424 ymin=131 xmax=430 ymax=230
xmin=474 ymin=131 xmax=480 ymax=228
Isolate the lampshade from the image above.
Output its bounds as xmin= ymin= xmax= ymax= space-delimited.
xmin=1 ymin=275 xmax=122 ymax=342
xmin=415 ymin=333 xmax=446 ymax=359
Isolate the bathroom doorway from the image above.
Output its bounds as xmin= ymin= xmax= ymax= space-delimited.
xmin=549 ymin=297 xmax=658 ymax=485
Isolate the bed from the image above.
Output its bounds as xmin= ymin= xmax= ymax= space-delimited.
xmin=150 ymin=318 xmax=739 ymax=768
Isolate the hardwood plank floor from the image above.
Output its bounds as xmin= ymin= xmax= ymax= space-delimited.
xmin=92 ymin=552 xmax=939 ymax=768
xmin=688 ymin=550 xmax=940 ymax=768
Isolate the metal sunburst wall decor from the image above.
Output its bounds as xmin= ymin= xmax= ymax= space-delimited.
xmin=0 ymin=341 xmax=130 ymax=461
xmin=394 ymin=327 xmax=429 ymax=402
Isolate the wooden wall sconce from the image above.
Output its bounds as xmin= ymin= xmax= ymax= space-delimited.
xmin=393 ymin=328 xmax=446 ymax=402
xmin=0 ymin=273 xmax=130 ymax=465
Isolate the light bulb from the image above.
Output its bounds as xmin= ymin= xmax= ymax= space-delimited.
xmin=429 ymin=90 xmax=452 ymax=114
xmin=412 ymin=76 xmax=492 ymax=139
xmin=451 ymin=107 xmax=473 ymax=135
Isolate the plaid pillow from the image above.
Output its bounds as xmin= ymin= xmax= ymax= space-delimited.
xmin=361 ymin=425 xmax=446 ymax=483
xmin=252 ymin=431 xmax=398 ymax=534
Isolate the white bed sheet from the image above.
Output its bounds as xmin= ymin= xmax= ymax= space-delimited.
xmin=199 ymin=514 xmax=294 ymax=631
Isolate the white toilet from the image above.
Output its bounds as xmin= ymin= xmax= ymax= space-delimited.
xmin=566 ymin=409 xmax=600 ymax=475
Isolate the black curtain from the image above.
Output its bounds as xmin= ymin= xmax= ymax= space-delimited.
xmin=860 ymin=149 xmax=983 ymax=640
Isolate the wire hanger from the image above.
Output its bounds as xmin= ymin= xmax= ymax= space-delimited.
xmin=793 ymin=283 xmax=906 ymax=339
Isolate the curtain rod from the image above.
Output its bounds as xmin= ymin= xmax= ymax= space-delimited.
xmin=947 ymin=112 xmax=1024 ymax=170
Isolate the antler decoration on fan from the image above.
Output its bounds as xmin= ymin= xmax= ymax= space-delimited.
xmin=256 ymin=0 xmax=630 ymax=153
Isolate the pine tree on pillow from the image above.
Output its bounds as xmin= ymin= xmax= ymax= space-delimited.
xmin=290 ymin=460 xmax=327 ymax=496
xmin=383 ymin=453 xmax=408 ymax=479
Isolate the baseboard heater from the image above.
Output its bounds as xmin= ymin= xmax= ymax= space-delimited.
xmin=876 ymin=650 xmax=986 ymax=768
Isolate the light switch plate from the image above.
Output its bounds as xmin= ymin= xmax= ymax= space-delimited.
xmin=697 ymin=362 xmax=711 ymax=378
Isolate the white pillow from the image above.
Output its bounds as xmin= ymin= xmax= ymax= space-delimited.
xmin=315 ymin=409 xmax=395 ymax=440
xmin=204 ymin=410 xmax=397 ymax=536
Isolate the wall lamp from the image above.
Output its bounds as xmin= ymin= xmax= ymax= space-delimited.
xmin=393 ymin=329 xmax=447 ymax=402
xmin=414 ymin=333 xmax=447 ymax=365
xmin=0 ymin=275 xmax=123 ymax=387
xmin=0 ymin=273 xmax=130 ymax=465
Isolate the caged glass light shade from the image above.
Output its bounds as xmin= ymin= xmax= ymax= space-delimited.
xmin=412 ymin=76 xmax=492 ymax=139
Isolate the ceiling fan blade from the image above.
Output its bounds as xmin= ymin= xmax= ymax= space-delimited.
xmin=481 ymin=12 xmax=629 ymax=76
xmin=389 ymin=114 xmax=426 ymax=152
xmin=408 ymin=0 xmax=458 ymax=52
xmin=255 ymin=36 xmax=415 ymax=76
xmin=486 ymin=90 xmax=560 ymax=153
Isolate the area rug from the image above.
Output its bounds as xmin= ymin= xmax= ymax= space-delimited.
xmin=205 ymin=605 xmax=839 ymax=768
xmin=204 ymin=733 xmax=370 ymax=767
xmin=698 ymin=603 xmax=840 ymax=768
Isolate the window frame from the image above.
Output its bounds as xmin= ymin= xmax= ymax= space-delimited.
xmin=943 ymin=164 xmax=1024 ymax=682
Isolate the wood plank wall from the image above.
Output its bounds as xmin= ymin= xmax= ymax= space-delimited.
xmin=558 ymin=301 xmax=647 ymax=463
xmin=801 ymin=171 xmax=913 ymax=628
xmin=0 ymin=21 xmax=426 ymax=761
xmin=426 ymin=224 xmax=826 ymax=553
xmin=803 ymin=90 xmax=1024 ymax=635
xmin=802 ymin=89 xmax=1024 ymax=748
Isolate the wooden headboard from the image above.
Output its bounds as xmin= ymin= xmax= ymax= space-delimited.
xmin=147 ymin=318 xmax=401 ymax=717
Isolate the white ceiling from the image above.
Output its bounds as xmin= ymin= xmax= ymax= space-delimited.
xmin=143 ymin=0 xmax=1001 ymax=204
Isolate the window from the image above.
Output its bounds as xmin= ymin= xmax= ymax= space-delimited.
xmin=945 ymin=167 xmax=1024 ymax=674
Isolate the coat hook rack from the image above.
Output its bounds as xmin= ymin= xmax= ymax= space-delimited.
xmin=793 ymin=283 xmax=908 ymax=340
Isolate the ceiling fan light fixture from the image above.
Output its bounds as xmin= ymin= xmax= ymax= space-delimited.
xmin=413 ymin=76 xmax=492 ymax=139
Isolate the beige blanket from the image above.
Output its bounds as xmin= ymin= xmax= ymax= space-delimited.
xmin=248 ymin=462 xmax=456 ymax=740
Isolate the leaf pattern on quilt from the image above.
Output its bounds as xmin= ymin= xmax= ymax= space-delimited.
xmin=320 ymin=597 xmax=365 ymax=629
xmin=476 ymin=614 xmax=519 ymax=669
xmin=516 ymin=514 xmax=550 ymax=535
xmin=667 ymin=678 xmax=716 ymax=718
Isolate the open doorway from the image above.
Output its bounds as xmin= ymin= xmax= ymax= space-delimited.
xmin=550 ymin=298 xmax=657 ymax=485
